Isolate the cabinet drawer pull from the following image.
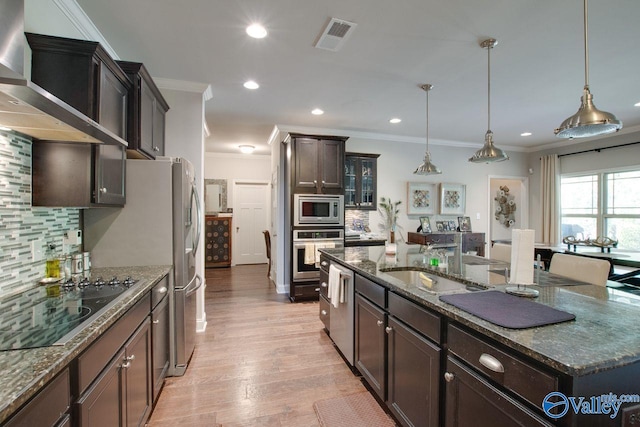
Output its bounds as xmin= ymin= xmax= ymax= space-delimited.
xmin=315 ymin=288 xmax=320 ymax=292
xmin=121 ymin=361 xmax=131 ymax=369
xmin=126 ymin=354 xmax=135 ymax=361
xmin=385 ymin=326 xmax=393 ymax=334
xmin=321 ymin=310 xmax=328 ymax=316
xmin=376 ymin=320 xmax=383 ymax=327
xmin=157 ymin=286 xmax=168 ymax=294
xmin=444 ymin=372 xmax=455 ymax=382
xmin=321 ymin=282 xmax=328 ymax=288
xmin=321 ymin=261 xmax=328 ymax=267
xmin=152 ymin=319 xmax=160 ymax=324
xmin=479 ymin=353 xmax=504 ymax=373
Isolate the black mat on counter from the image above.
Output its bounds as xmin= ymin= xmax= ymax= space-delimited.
xmin=439 ymin=291 xmax=576 ymax=329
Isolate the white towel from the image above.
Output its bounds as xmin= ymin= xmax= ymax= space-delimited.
xmin=328 ymin=264 xmax=341 ymax=308
xmin=304 ymin=242 xmax=315 ymax=265
xmin=510 ymin=229 xmax=535 ymax=285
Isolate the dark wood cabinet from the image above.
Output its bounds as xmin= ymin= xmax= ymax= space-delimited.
xmin=291 ymin=134 xmax=347 ymax=194
xmin=205 ymin=216 xmax=232 ymax=267
xmin=355 ymin=293 xmax=387 ymax=400
xmin=151 ymin=282 xmax=170 ymax=404
xmin=407 ymin=232 xmax=486 ymax=257
xmin=124 ymin=319 xmax=153 ymax=427
xmin=444 ymin=357 xmax=552 ymax=427
xmin=4 ymin=368 xmax=70 ymax=427
xmin=117 ymin=61 xmax=169 ymax=159
xmin=26 ymin=33 xmax=130 ymax=207
xmin=345 ymin=153 xmax=379 ymax=210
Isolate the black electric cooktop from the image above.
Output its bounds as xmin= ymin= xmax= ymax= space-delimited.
xmin=0 ymin=276 xmax=138 ymax=351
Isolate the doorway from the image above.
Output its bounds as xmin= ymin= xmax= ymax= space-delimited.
xmin=488 ymin=176 xmax=529 ymax=252
xmin=232 ymin=180 xmax=270 ymax=265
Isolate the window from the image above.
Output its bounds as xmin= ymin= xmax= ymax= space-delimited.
xmin=561 ymin=170 xmax=640 ymax=249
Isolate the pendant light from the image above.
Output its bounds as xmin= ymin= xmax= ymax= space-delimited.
xmin=554 ymin=0 xmax=622 ymax=138
xmin=414 ymin=84 xmax=442 ymax=175
xmin=469 ymin=38 xmax=509 ymax=163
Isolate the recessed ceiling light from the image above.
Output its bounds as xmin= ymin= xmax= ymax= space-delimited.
xmin=243 ymin=80 xmax=259 ymax=90
xmin=246 ymin=23 xmax=267 ymax=39
xmin=635 ymin=102 xmax=640 ymax=107
xmin=389 ymin=118 xmax=402 ymax=124
xmin=239 ymin=145 xmax=255 ymax=154
xmin=311 ymin=108 xmax=324 ymax=115
xmin=520 ymin=132 xmax=532 ymax=136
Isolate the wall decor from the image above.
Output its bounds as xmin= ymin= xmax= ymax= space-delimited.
xmin=440 ymin=183 xmax=466 ymax=215
xmin=494 ymin=185 xmax=517 ymax=228
xmin=419 ymin=217 xmax=432 ymax=233
xmin=458 ymin=216 xmax=472 ymax=232
xmin=407 ymin=182 xmax=437 ymax=215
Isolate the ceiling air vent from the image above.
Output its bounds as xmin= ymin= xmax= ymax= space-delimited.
xmin=314 ymin=18 xmax=357 ymax=52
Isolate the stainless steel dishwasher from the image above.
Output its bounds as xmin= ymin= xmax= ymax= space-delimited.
xmin=328 ymin=263 xmax=354 ymax=366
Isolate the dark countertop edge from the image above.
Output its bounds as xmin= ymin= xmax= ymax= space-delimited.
xmin=322 ymin=251 xmax=639 ymax=377
xmin=0 ymin=265 xmax=171 ymax=424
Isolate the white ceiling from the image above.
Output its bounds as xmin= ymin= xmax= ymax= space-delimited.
xmin=75 ymin=0 xmax=640 ymax=155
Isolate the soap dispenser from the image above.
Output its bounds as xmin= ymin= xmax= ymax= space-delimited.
xmin=45 ymin=244 xmax=60 ymax=278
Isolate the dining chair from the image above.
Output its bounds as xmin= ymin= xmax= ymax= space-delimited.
xmin=548 ymin=253 xmax=610 ymax=286
xmin=490 ymin=243 xmax=511 ymax=263
xmin=263 ymin=230 xmax=271 ymax=278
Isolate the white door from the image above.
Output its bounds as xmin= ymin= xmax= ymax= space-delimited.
xmin=233 ymin=181 xmax=269 ymax=265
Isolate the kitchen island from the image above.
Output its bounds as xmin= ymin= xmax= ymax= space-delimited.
xmin=320 ymin=244 xmax=640 ymax=427
xmin=0 ymin=265 xmax=171 ymax=425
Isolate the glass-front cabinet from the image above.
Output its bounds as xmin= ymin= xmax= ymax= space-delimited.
xmin=345 ymin=153 xmax=379 ymax=210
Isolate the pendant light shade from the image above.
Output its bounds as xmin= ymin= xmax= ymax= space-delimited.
xmin=414 ymin=84 xmax=442 ymax=175
xmin=469 ymin=38 xmax=509 ymax=163
xmin=555 ymin=0 xmax=622 ymax=138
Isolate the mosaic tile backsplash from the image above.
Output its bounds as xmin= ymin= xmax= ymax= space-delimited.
xmin=0 ymin=131 xmax=81 ymax=296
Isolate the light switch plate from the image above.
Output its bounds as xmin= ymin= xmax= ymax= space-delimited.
xmin=31 ymin=239 xmax=44 ymax=262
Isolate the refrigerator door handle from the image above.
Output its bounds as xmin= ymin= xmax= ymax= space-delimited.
xmin=190 ymin=184 xmax=203 ymax=254
xmin=186 ymin=274 xmax=203 ymax=297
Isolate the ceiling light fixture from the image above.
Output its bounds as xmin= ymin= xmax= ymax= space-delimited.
xmin=311 ymin=108 xmax=324 ymax=115
xmin=469 ymin=38 xmax=509 ymax=164
xmin=521 ymin=132 xmax=532 ymax=137
xmin=389 ymin=118 xmax=402 ymax=124
xmin=246 ymin=23 xmax=267 ymax=39
xmin=239 ymin=145 xmax=255 ymax=154
xmin=414 ymin=84 xmax=441 ymax=175
xmin=554 ymin=0 xmax=622 ymax=138
xmin=634 ymin=102 xmax=640 ymax=107
xmin=243 ymin=80 xmax=259 ymax=89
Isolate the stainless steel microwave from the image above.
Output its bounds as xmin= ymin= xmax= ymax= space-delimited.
xmin=293 ymin=194 xmax=344 ymax=226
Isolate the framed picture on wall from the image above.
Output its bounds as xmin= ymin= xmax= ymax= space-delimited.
xmin=407 ymin=182 xmax=437 ymax=215
xmin=419 ymin=217 xmax=432 ymax=233
xmin=440 ymin=183 xmax=466 ymax=215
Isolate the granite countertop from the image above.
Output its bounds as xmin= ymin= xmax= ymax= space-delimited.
xmin=321 ymin=244 xmax=640 ymax=377
xmin=0 ymin=265 xmax=171 ymax=424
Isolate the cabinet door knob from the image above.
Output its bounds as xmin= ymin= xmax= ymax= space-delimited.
xmin=153 ymin=146 xmax=160 ymax=152
xmin=320 ymin=261 xmax=328 ymax=267
xmin=444 ymin=372 xmax=455 ymax=382
xmin=376 ymin=320 xmax=383 ymax=327
xmin=321 ymin=310 xmax=328 ymax=316
xmin=157 ymin=286 xmax=168 ymax=294
xmin=321 ymin=282 xmax=328 ymax=288
xmin=479 ymin=353 xmax=505 ymax=373
xmin=152 ymin=319 xmax=160 ymax=324
xmin=314 ymin=288 xmax=320 ymax=292
xmin=126 ymin=354 xmax=135 ymax=361
xmin=121 ymin=361 xmax=131 ymax=369
xmin=100 ymin=187 xmax=107 ymax=193
xmin=313 ymin=180 xmax=317 ymax=185
xmin=385 ymin=326 xmax=393 ymax=334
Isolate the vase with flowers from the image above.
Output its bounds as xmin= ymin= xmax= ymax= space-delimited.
xmin=379 ymin=197 xmax=401 ymax=253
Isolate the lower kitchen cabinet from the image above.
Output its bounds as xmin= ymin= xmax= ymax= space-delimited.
xmin=4 ymin=368 xmax=71 ymax=427
xmin=386 ymin=316 xmax=440 ymax=427
xmin=77 ymin=319 xmax=152 ymax=427
xmin=355 ymin=293 xmax=387 ymax=400
xmin=151 ymin=288 xmax=170 ymax=404
xmin=444 ymin=357 xmax=552 ymax=427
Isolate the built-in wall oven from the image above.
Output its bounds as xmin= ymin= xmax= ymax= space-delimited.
xmin=294 ymin=194 xmax=344 ymax=227
xmin=292 ymin=228 xmax=344 ymax=281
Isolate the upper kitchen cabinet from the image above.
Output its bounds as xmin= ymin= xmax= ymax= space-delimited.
xmin=117 ymin=61 xmax=170 ymax=159
xmin=291 ymin=134 xmax=347 ymax=194
xmin=345 ymin=152 xmax=379 ymax=210
xmin=26 ymin=33 xmax=131 ymax=206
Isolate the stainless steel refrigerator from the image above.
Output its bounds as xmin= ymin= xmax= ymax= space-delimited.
xmin=84 ymin=157 xmax=203 ymax=376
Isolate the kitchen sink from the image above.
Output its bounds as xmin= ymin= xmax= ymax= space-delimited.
xmin=379 ymin=269 xmax=489 ymax=295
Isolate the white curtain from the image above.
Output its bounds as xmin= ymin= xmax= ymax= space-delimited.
xmin=540 ymin=154 xmax=560 ymax=245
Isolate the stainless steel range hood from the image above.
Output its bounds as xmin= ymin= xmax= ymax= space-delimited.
xmin=0 ymin=0 xmax=127 ymax=146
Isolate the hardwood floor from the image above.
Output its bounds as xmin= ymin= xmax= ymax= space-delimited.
xmin=148 ymin=264 xmax=367 ymax=426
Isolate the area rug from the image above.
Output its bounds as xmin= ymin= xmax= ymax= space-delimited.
xmin=313 ymin=392 xmax=396 ymax=427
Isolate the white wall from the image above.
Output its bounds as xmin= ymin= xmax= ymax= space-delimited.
xmin=345 ymin=137 xmax=529 ymax=242
xmin=204 ymin=152 xmax=271 ymax=208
